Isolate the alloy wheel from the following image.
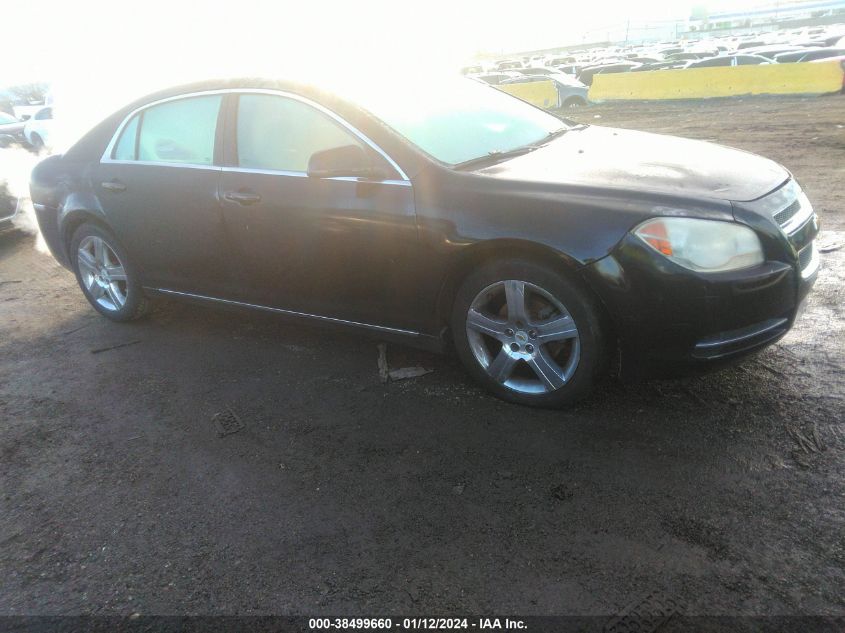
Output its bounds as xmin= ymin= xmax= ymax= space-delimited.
xmin=77 ymin=235 xmax=128 ymax=312
xmin=465 ymin=279 xmax=581 ymax=394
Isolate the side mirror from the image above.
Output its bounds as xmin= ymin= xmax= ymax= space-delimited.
xmin=307 ymin=144 xmax=388 ymax=180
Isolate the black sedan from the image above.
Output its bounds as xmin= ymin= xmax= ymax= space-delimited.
xmin=774 ymin=47 xmax=845 ymax=63
xmin=30 ymin=77 xmax=819 ymax=407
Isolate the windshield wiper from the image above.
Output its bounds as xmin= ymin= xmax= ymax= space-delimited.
xmin=454 ymin=146 xmax=537 ymax=170
xmin=543 ymin=127 xmax=571 ymax=142
xmin=453 ymin=127 xmax=572 ymax=171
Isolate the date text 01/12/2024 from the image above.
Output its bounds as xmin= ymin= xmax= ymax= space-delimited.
xmin=308 ymin=618 xmax=528 ymax=630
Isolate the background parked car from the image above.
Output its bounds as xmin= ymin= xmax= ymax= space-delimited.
xmin=0 ymin=111 xmax=26 ymax=147
xmin=495 ymin=59 xmax=523 ymax=71
xmin=578 ymin=61 xmax=642 ymax=86
xmin=500 ymin=73 xmax=589 ymax=107
xmin=665 ymin=51 xmax=715 ymax=61
xmin=553 ymin=62 xmax=592 ymax=76
xmin=471 ymin=72 xmax=523 ymax=85
xmin=774 ymin=47 xmax=845 ymax=62
xmin=23 ymin=106 xmax=53 ymax=149
xmin=740 ymin=44 xmax=818 ymax=59
xmin=0 ymin=182 xmax=21 ymax=230
xmin=513 ymin=67 xmax=558 ymax=76
xmin=685 ymin=54 xmax=771 ymax=68
xmin=633 ymin=61 xmax=686 ymax=71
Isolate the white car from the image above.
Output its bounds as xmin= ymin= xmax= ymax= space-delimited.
xmin=24 ymin=106 xmax=54 ymax=150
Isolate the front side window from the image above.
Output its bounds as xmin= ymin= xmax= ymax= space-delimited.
xmin=34 ymin=107 xmax=52 ymax=120
xmin=236 ymin=94 xmax=363 ymax=172
xmin=112 ymin=95 xmax=221 ymax=165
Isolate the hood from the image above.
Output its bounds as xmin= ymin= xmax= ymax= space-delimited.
xmin=477 ymin=126 xmax=789 ymax=202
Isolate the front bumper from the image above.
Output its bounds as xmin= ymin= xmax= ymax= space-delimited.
xmin=582 ymin=202 xmax=819 ymax=377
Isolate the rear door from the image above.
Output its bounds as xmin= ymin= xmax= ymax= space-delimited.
xmin=95 ymin=93 xmax=234 ymax=296
xmin=218 ymin=91 xmax=419 ymax=330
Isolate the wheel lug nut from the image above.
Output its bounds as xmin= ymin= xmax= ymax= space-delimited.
xmin=505 ymin=328 xmax=514 ymax=336
xmin=529 ymin=330 xmax=537 ymax=339
xmin=510 ymin=343 xmax=520 ymax=352
xmin=526 ymin=344 xmax=535 ymax=353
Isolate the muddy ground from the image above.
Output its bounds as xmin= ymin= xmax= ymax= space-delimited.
xmin=0 ymin=96 xmax=843 ymax=618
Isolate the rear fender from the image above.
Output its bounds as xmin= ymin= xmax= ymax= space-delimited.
xmin=58 ymin=192 xmax=107 ymax=257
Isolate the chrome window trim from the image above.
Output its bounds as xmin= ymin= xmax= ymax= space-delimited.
xmin=221 ymin=165 xmax=308 ymax=178
xmin=149 ymin=288 xmax=420 ymax=336
xmin=219 ymin=165 xmax=411 ymax=186
xmin=102 ymin=159 xmax=222 ymax=171
xmin=325 ymin=176 xmax=411 ymax=187
xmin=100 ymin=88 xmax=410 ymax=182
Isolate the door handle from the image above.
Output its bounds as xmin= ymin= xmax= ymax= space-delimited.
xmin=223 ymin=190 xmax=262 ymax=206
xmin=101 ymin=180 xmax=126 ymax=193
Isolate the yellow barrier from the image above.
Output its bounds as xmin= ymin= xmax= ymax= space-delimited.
xmin=589 ymin=60 xmax=844 ymax=101
xmin=498 ymin=80 xmax=560 ymax=108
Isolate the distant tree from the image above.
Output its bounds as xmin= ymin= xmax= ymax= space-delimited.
xmin=3 ymin=82 xmax=49 ymax=105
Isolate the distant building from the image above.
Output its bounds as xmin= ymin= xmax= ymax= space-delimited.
xmin=689 ymin=0 xmax=845 ymax=32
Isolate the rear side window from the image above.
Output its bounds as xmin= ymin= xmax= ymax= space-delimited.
xmin=236 ymin=94 xmax=362 ymax=172
xmin=111 ymin=95 xmax=221 ymax=165
xmin=112 ymin=114 xmax=139 ymax=161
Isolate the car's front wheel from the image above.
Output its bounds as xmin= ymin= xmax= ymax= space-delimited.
xmin=70 ymin=223 xmax=150 ymax=321
xmin=451 ymin=258 xmax=606 ymax=408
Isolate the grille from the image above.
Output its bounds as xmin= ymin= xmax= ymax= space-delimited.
xmin=797 ymin=241 xmax=819 ymax=278
xmin=773 ymin=199 xmax=801 ymax=227
xmin=772 ymin=188 xmax=814 ymax=236
xmin=798 ymin=242 xmax=814 ymax=270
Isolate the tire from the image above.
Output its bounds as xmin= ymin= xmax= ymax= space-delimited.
xmin=450 ymin=258 xmax=606 ymax=408
xmin=70 ymin=223 xmax=151 ymax=322
xmin=29 ymin=133 xmax=44 ymax=150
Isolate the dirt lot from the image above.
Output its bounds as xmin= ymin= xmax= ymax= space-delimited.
xmin=0 ymin=96 xmax=843 ymax=618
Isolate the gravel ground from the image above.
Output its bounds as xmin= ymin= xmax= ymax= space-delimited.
xmin=0 ymin=96 xmax=843 ymax=618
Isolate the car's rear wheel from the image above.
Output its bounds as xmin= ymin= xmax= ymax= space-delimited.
xmin=70 ymin=223 xmax=150 ymax=321
xmin=451 ymin=258 xmax=606 ymax=408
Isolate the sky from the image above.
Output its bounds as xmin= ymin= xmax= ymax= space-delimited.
xmin=4 ymin=0 xmax=698 ymax=86
xmin=0 ymin=0 xmax=777 ymax=147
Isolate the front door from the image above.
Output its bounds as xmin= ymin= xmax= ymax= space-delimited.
xmin=218 ymin=92 xmax=419 ymax=330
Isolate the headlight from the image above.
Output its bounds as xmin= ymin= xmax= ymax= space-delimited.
xmin=634 ymin=217 xmax=764 ymax=272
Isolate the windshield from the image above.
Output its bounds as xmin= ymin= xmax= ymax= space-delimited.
xmin=348 ymin=78 xmax=568 ymax=165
